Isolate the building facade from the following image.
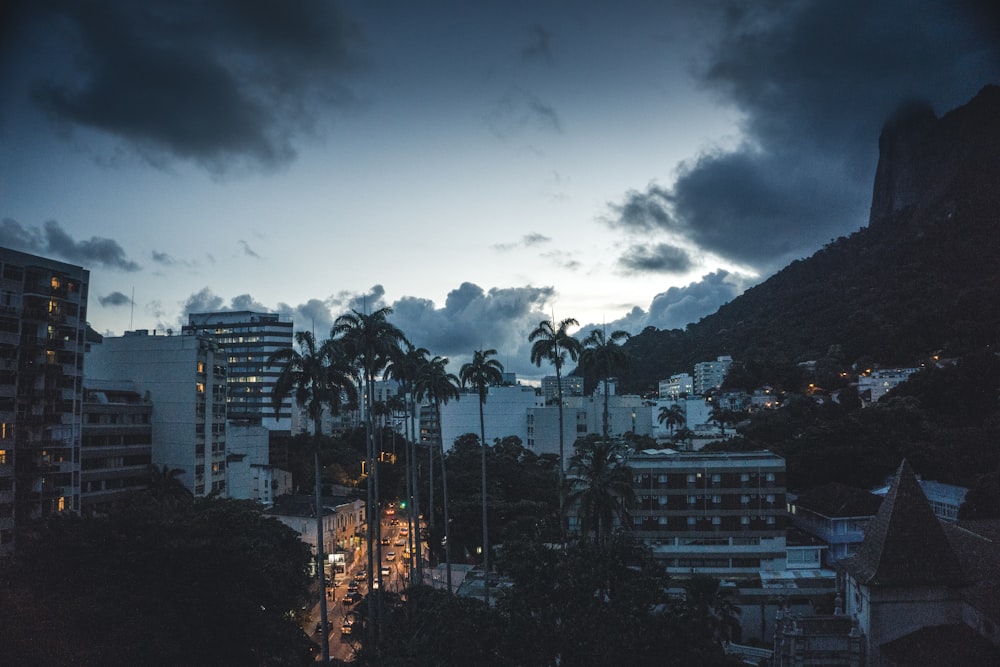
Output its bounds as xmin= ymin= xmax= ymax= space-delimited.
xmin=628 ymin=450 xmax=787 ymax=576
xmin=81 ymin=380 xmax=153 ymax=515
xmin=540 ymin=375 xmax=583 ymax=403
xmin=86 ymin=330 xmax=228 ymax=497
xmin=183 ymin=311 xmax=293 ymax=429
xmin=693 ymin=355 xmax=733 ymax=396
xmin=0 ymin=248 xmax=89 ymax=554
xmin=659 ymin=373 xmax=694 ymax=399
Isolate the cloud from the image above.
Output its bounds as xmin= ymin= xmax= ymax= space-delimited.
xmin=523 ymin=232 xmax=551 ymax=247
xmin=18 ymin=0 xmax=367 ymax=173
xmin=98 ymin=291 xmax=132 ymax=307
xmin=605 ymin=1 xmax=1000 ymax=273
xmin=0 ymin=218 xmax=140 ymax=271
xmin=492 ymin=233 xmax=552 ymax=252
xmin=487 ymin=88 xmax=562 ymax=141
xmin=522 ymin=24 xmax=554 ymax=64
xmin=586 ymin=270 xmax=751 ymax=336
xmin=239 ymin=240 xmax=261 ymax=259
xmin=618 ymin=243 xmax=692 ymax=274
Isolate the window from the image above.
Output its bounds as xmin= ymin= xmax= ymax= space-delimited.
xmin=711 ymin=474 xmax=721 ymax=485
xmin=740 ymin=516 xmax=750 ymax=525
xmin=712 ymin=495 xmax=722 ymax=504
xmin=711 ymin=516 xmax=721 ymax=525
xmin=687 ymin=495 xmax=697 ymax=505
xmin=687 ymin=517 xmax=697 ymax=526
xmin=657 ymin=474 xmax=668 ymax=485
xmin=741 ymin=495 xmax=750 ymax=504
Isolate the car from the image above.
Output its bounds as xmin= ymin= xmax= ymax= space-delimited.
xmin=380 ymin=565 xmax=391 ymax=578
xmin=394 ymin=538 xmax=406 ymax=547
xmin=344 ymin=591 xmax=362 ymax=605
xmin=341 ymin=619 xmax=353 ymax=635
xmin=399 ymin=527 xmax=409 ymax=536
xmin=385 ymin=551 xmax=396 ymax=561
xmin=380 ymin=537 xmax=390 ymax=546
xmin=347 ymin=582 xmax=359 ymax=594
xmin=354 ymin=569 xmax=367 ymax=581
xmin=390 ymin=518 xmax=399 ymax=526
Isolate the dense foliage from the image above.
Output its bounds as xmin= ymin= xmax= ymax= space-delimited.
xmin=0 ymin=493 xmax=315 ymax=666
xmin=702 ymin=350 xmax=1000 ymax=509
xmin=347 ymin=533 xmax=740 ymax=667
xmin=614 ymin=141 xmax=1000 ymax=396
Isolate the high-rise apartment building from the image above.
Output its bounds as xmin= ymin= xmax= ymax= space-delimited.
xmin=693 ymin=355 xmax=733 ymax=395
xmin=0 ymin=248 xmax=89 ymax=554
xmin=183 ymin=311 xmax=293 ymax=429
xmin=86 ymin=330 xmax=227 ymax=497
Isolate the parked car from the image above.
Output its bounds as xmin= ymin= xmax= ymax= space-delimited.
xmin=380 ymin=565 xmax=391 ymax=578
xmin=385 ymin=551 xmax=396 ymax=561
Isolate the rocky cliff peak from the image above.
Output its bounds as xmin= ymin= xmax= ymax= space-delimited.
xmin=868 ymin=84 xmax=1000 ymax=227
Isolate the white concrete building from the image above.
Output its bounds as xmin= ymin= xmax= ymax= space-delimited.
xmin=437 ymin=384 xmax=541 ymax=451
xmin=857 ymin=367 xmax=921 ymax=404
xmin=527 ymin=394 xmax=652 ymax=458
xmin=540 ymin=375 xmax=583 ymax=403
xmin=225 ymin=421 xmax=291 ymax=503
xmin=694 ymin=355 xmax=733 ymax=395
xmin=659 ymin=373 xmax=694 ymax=399
xmin=86 ymin=330 xmax=228 ymax=497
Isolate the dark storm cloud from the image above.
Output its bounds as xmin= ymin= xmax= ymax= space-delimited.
xmin=618 ymin=243 xmax=692 ymax=274
xmin=522 ymin=24 xmax=554 ymax=64
xmin=0 ymin=218 xmax=140 ymax=271
xmin=21 ymin=0 xmax=366 ymax=172
xmin=607 ymin=0 xmax=1000 ymax=271
xmin=98 ymin=291 xmax=132 ymax=307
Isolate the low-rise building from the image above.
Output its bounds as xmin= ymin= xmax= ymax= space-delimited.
xmin=81 ymin=381 xmax=153 ymax=515
xmin=628 ymin=449 xmax=787 ymax=576
xmin=789 ymin=482 xmax=883 ymax=565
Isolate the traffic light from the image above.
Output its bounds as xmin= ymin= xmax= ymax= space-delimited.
xmin=399 ymin=501 xmax=407 ymax=509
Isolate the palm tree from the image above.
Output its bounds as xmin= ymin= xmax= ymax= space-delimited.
xmin=529 ymin=317 xmax=583 ymax=537
xmin=459 ymin=348 xmax=505 ymax=605
xmin=678 ymin=574 xmax=742 ymax=642
xmin=267 ymin=331 xmax=357 ymax=664
xmin=331 ymin=307 xmax=407 ymax=644
xmin=385 ymin=342 xmax=430 ymax=583
xmin=580 ymin=327 xmax=631 ymax=439
xmin=708 ymin=405 xmax=737 ymax=437
xmin=657 ymin=404 xmax=686 ymax=437
xmin=415 ymin=354 xmax=460 ymax=593
xmin=566 ymin=437 xmax=636 ymax=546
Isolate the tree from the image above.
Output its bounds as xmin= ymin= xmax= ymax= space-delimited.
xmin=385 ymin=342 xmax=431 ymax=582
xmin=708 ymin=405 xmax=739 ymax=437
xmin=0 ymin=498 xmax=314 ymax=666
xmin=268 ymin=331 xmax=357 ymax=663
xmin=331 ymin=307 xmax=408 ymax=644
xmin=580 ymin=328 xmax=631 ymax=439
xmin=459 ymin=348 xmax=505 ymax=605
xmin=415 ymin=354 xmax=461 ymax=593
xmin=677 ymin=574 xmax=742 ymax=643
xmin=566 ymin=436 xmax=636 ymax=546
xmin=529 ymin=317 xmax=583 ymax=537
xmin=658 ymin=404 xmax=686 ymax=437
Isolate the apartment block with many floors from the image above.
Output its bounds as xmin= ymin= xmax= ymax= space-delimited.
xmin=81 ymin=380 xmax=153 ymax=515
xmin=0 ymin=248 xmax=88 ymax=555
xmin=86 ymin=330 xmax=227 ymax=497
xmin=183 ymin=311 xmax=293 ymax=429
xmin=628 ymin=449 xmax=787 ymax=576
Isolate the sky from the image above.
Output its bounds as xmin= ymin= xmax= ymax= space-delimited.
xmin=1 ymin=1 xmax=998 ymax=381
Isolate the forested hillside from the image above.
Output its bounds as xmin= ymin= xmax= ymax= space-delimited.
xmin=617 ymin=85 xmax=1000 ymax=395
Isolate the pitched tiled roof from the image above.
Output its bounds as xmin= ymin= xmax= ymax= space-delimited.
xmin=839 ymin=460 xmax=965 ymax=587
xmin=793 ymin=482 xmax=883 ymax=518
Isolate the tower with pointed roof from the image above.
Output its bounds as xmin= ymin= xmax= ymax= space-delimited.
xmin=839 ymin=460 xmax=967 ymax=664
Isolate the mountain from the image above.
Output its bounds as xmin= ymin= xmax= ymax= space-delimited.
xmin=618 ymin=85 xmax=1000 ymax=394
